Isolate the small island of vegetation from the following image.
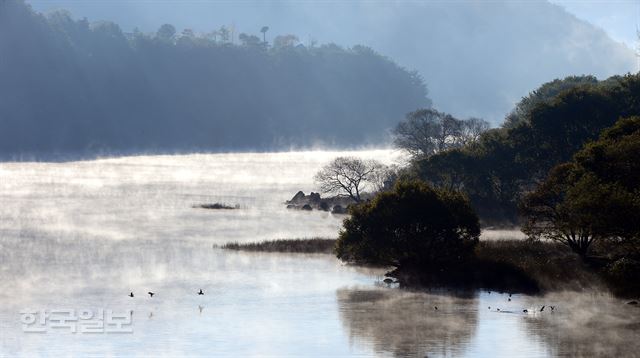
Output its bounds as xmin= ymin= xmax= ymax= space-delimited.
xmin=194 ymin=203 xmax=241 ymax=210
xmin=218 ymin=238 xmax=336 ymax=254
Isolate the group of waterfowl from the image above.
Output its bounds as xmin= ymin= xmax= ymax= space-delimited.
xmin=127 ymin=289 xmax=205 ymax=298
xmin=487 ymin=293 xmax=556 ymax=314
xmin=517 ymin=305 xmax=555 ymax=314
xmin=431 ymin=292 xmax=557 ymax=314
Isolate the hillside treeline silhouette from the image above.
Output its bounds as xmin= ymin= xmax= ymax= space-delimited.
xmin=0 ymin=1 xmax=430 ymax=157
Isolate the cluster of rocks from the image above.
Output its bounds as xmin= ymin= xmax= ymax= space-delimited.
xmin=285 ymin=191 xmax=352 ymax=214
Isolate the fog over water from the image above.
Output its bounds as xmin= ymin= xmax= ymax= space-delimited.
xmin=1 ymin=150 xmax=638 ymax=357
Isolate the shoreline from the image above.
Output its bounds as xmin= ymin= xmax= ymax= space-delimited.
xmin=217 ymin=237 xmax=640 ymax=299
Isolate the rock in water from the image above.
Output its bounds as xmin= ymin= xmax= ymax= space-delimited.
xmin=290 ymin=191 xmax=306 ymax=203
xmin=308 ymin=192 xmax=321 ymax=203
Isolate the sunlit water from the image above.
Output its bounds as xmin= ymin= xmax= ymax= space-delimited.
xmin=1 ymin=150 xmax=638 ymax=357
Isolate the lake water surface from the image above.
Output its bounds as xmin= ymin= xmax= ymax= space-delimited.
xmin=1 ymin=150 xmax=638 ymax=357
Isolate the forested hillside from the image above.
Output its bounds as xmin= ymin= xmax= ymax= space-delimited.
xmin=27 ymin=0 xmax=637 ymax=121
xmin=405 ymin=74 xmax=640 ymax=224
xmin=0 ymin=1 xmax=430 ymax=157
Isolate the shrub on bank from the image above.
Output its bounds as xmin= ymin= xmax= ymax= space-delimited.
xmin=335 ymin=180 xmax=480 ymax=270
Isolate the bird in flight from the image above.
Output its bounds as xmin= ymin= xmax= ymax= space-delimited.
xmin=129 ymin=292 xmax=134 ymax=298
xmin=198 ymin=289 xmax=204 ymax=295
xmin=148 ymin=291 xmax=155 ymax=298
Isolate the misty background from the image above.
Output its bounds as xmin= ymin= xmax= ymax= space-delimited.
xmin=1 ymin=0 xmax=637 ymax=157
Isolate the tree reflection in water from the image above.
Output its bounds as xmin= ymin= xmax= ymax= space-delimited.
xmin=337 ymin=288 xmax=478 ymax=357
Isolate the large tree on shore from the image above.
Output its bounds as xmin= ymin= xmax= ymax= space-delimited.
xmin=521 ymin=116 xmax=640 ymax=258
xmin=314 ymin=157 xmax=385 ymax=203
xmin=393 ymin=109 xmax=489 ymax=158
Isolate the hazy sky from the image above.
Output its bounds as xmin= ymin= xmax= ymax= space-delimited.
xmin=550 ymin=0 xmax=639 ymax=48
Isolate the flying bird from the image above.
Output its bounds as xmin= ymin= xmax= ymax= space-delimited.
xmin=129 ymin=292 xmax=134 ymax=298
xmin=148 ymin=291 xmax=155 ymax=298
xmin=198 ymin=289 xmax=204 ymax=295
xmin=523 ymin=309 xmax=528 ymax=313
xmin=540 ymin=305 xmax=545 ymax=312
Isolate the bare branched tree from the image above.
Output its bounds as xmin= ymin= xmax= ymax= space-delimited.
xmin=393 ymin=109 xmax=462 ymax=157
xmin=314 ymin=157 xmax=385 ymax=202
xmin=437 ymin=114 xmax=464 ymax=151
xmin=393 ymin=109 xmax=440 ymax=157
xmin=460 ymin=117 xmax=490 ymax=145
xmin=393 ymin=108 xmax=489 ymax=158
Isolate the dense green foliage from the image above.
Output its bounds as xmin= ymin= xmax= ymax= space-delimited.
xmin=0 ymin=1 xmax=429 ymax=157
xmin=502 ymin=75 xmax=600 ymax=129
xmin=521 ymin=117 xmax=640 ymax=257
xmin=361 ymin=80 xmax=640 ymax=295
xmin=335 ymin=181 xmax=480 ymax=269
xmin=407 ymin=74 xmax=640 ymax=224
